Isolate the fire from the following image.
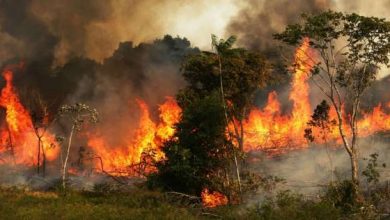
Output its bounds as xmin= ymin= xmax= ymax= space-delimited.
xmin=242 ymin=38 xmax=390 ymax=154
xmin=242 ymin=38 xmax=314 ymax=153
xmin=0 ymin=38 xmax=388 ymax=175
xmin=0 ymin=68 xmax=59 ymax=166
xmin=201 ymin=188 xmax=228 ymax=208
xmin=358 ymin=104 xmax=390 ymax=136
xmin=87 ymin=97 xmax=181 ymax=175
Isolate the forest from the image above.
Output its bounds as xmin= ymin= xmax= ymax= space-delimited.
xmin=0 ymin=1 xmax=389 ymax=219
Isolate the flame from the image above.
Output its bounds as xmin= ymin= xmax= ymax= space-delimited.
xmin=0 ymin=37 xmax=388 ymax=175
xmin=87 ymin=97 xmax=181 ymax=175
xmin=242 ymin=38 xmax=390 ymax=154
xmin=242 ymin=38 xmax=314 ymax=153
xmin=201 ymin=188 xmax=228 ymax=208
xmin=0 ymin=69 xmax=59 ymax=166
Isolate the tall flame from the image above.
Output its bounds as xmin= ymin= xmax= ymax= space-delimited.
xmin=87 ymin=97 xmax=181 ymax=175
xmin=242 ymin=38 xmax=390 ymax=154
xmin=0 ymin=69 xmax=59 ymax=166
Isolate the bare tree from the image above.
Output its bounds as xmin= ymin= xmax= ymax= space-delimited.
xmin=27 ymin=90 xmax=54 ymax=176
xmin=58 ymin=103 xmax=98 ymax=191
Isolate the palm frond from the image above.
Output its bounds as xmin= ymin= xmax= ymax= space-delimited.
xmin=224 ymin=36 xmax=237 ymax=49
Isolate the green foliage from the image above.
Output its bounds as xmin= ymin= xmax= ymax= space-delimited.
xmin=322 ymin=180 xmax=360 ymax=213
xmin=362 ymin=153 xmax=386 ymax=185
xmin=149 ymin=93 xmax=232 ymax=195
xmin=275 ymin=10 xmax=390 ymax=98
xmin=180 ymin=43 xmax=272 ymax=120
xmin=304 ymin=100 xmax=336 ymax=142
xmin=152 ymin=37 xmax=273 ymax=199
xmin=211 ymin=34 xmax=237 ymax=55
xmin=246 ymin=191 xmax=341 ymax=220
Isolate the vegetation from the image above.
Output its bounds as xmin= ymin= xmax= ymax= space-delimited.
xmin=149 ymin=93 xmax=232 ymax=195
xmin=150 ymin=35 xmax=273 ymax=201
xmin=0 ymin=187 xmax=198 ymax=220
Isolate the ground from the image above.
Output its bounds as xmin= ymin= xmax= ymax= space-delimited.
xmin=0 ymin=187 xmax=202 ymax=220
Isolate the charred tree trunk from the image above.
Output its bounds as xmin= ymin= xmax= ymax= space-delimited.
xmin=7 ymin=126 xmax=15 ymax=164
xmin=42 ymin=141 xmax=46 ymax=177
xmin=37 ymin=137 xmax=41 ymax=174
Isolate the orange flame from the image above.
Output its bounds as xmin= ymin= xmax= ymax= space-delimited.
xmin=201 ymin=188 xmax=228 ymax=208
xmin=87 ymin=97 xmax=181 ymax=175
xmin=0 ymin=37 xmax=389 ymax=175
xmin=0 ymin=69 xmax=59 ymax=166
xmin=242 ymin=38 xmax=314 ymax=153
xmin=242 ymin=38 xmax=390 ymax=154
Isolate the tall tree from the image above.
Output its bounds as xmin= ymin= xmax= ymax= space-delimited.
xmin=275 ymin=10 xmax=390 ymax=197
xmin=159 ymin=36 xmax=272 ymax=199
xmin=211 ymin=35 xmax=243 ymax=192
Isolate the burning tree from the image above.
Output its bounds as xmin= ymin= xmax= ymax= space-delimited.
xmin=59 ymin=103 xmax=98 ymax=191
xmin=275 ymin=11 xmax=390 ymax=198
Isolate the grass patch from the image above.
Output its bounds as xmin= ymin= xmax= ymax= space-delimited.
xmin=0 ymin=187 xmax=199 ymax=220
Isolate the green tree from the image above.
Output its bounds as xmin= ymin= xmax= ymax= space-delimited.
xmin=59 ymin=103 xmax=98 ymax=191
xmin=275 ymin=10 xmax=390 ymax=198
xmin=151 ymin=93 xmax=232 ymax=195
xmin=304 ymin=100 xmax=336 ymax=182
xmin=154 ymin=36 xmax=272 ymax=199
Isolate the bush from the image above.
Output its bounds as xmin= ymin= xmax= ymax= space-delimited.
xmin=247 ymin=190 xmax=341 ymax=220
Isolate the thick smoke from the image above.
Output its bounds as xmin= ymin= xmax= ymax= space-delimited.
xmin=248 ymin=137 xmax=390 ymax=197
xmin=227 ymin=0 xmax=331 ymax=55
xmin=66 ymin=36 xmax=199 ymax=149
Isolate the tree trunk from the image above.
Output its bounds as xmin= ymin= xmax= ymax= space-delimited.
xmin=42 ymin=139 xmax=46 ymax=177
xmin=217 ymin=55 xmax=242 ymax=194
xmin=62 ymin=124 xmax=75 ymax=191
xmin=37 ymin=137 xmax=41 ymax=174
xmin=333 ymin=103 xmax=360 ymax=198
xmin=350 ymin=151 xmax=359 ymax=197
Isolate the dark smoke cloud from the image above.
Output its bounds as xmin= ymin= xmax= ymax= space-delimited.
xmin=0 ymin=0 xmax=57 ymax=65
xmin=227 ymin=0 xmax=331 ymax=54
xmin=60 ymin=36 xmax=199 ymax=149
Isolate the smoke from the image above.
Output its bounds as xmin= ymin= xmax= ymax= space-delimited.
xmin=226 ymin=0 xmax=390 ymax=78
xmin=23 ymin=0 xmax=235 ymax=66
xmin=249 ymin=137 xmax=390 ymax=196
xmin=59 ymin=36 xmax=199 ymax=157
xmin=226 ymin=0 xmax=331 ymax=54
